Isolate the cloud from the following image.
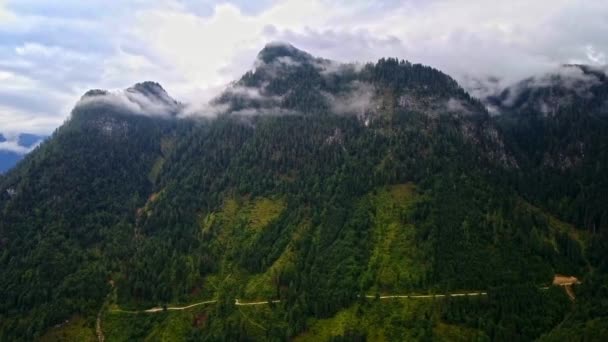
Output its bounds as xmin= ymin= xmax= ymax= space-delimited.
xmin=0 ymin=131 xmax=42 ymax=154
xmin=527 ymin=65 xmax=601 ymax=100
xmin=586 ymin=45 xmax=606 ymax=65
xmin=445 ymin=98 xmax=470 ymax=114
xmin=229 ymin=107 xmax=296 ymax=117
xmin=497 ymin=65 xmax=603 ymax=109
xmin=0 ymin=140 xmax=34 ymax=154
xmin=271 ymin=55 xmax=304 ymax=68
xmin=223 ymin=85 xmax=272 ymax=101
xmin=180 ymin=101 xmax=230 ymax=118
xmin=316 ymin=59 xmax=364 ymax=76
xmin=182 ymin=81 xmax=286 ymax=118
xmin=0 ymin=104 xmax=64 ymax=135
xmin=262 ymin=1 xmax=608 ymax=98
xmin=323 ymin=81 xmax=375 ymax=116
xmin=0 ymin=0 xmax=607 ymax=136
xmin=180 ymin=101 xmax=296 ymax=119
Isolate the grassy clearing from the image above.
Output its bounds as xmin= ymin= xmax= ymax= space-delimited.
xmin=202 ymin=196 xmax=285 ymax=235
xmin=200 ymin=195 xmax=286 ymax=265
xmin=244 ymin=221 xmax=308 ymax=298
xmin=249 ymin=197 xmax=285 ymax=231
xmin=103 ymin=308 xmax=203 ymax=341
xmin=295 ymin=297 xmax=487 ymax=341
xmin=433 ymin=322 xmax=489 ymax=342
xmin=148 ymin=136 xmax=176 ymax=184
xmin=518 ymin=199 xmax=588 ymax=246
xmin=516 ymin=198 xmax=590 ymax=276
xmin=195 ymin=195 xmax=289 ymax=300
xmin=365 ymin=183 xmax=428 ymax=292
xmin=244 ymin=247 xmax=294 ymax=298
xmin=147 ymin=156 xmax=165 ymax=184
xmin=39 ymin=316 xmax=96 ymax=342
xmin=103 ymin=302 xmax=281 ymax=341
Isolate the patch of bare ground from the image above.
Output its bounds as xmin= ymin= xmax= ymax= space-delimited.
xmin=553 ymin=274 xmax=581 ymax=301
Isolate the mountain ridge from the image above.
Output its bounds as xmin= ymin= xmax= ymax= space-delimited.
xmin=1 ymin=43 xmax=607 ymax=341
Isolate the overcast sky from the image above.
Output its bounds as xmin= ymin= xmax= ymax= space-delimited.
xmin=0 ymin=0 xmax=607 ymax=139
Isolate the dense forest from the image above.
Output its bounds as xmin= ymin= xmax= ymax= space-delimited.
xmin=1 ymin=43 xmax=607 ymax=341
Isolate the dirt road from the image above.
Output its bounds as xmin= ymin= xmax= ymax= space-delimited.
xmin=112 ymin=299 xmax=282 ymax=314
xmin=365 ymin=291 xmax=488 ymax=299
xmin=108 ymin=276 xmax=579 ymax=315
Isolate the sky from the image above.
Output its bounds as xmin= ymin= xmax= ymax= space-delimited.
xmin=0 ymin=0 xmax=607 ymax=146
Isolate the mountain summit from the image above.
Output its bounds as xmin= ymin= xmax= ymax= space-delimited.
xmin=256 ymin=41 xmax=316 ymax=64
xmin=214 ymin=43 xmax=483 ymax=119
xmin=77 ymin=81 xmax=180 ymax=118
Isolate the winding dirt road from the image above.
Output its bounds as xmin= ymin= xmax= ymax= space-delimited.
xmin=107 ymin=276 xmax=579 ymax=316
xmin=96 ymin=314 xmax=104 ymax=342
xmin=111 ymin=299 xmax=282 ymax=314
xmin=110 ymin=291 xmax=489 ymax=315
xmin=111 ymin=299 xmax=218 ymax=314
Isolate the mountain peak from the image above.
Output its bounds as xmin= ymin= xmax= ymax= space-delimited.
xmin=256 ymin=41 xmax=314 ymax=64
xmin=127 ymin=81 xmax=169 ymax=98
xmin=76 ymin=81 xmax=180 ymax=118
xmin=81 ymin=89 xmax=110 ymax=99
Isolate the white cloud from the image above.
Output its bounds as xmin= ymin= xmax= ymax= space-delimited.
xmin=0 ymin=0 xmax=12 ymax=21
xmin=223 ymin=85 xmax=271 ymax=101
xmin=0 ymin=69 xmax=38 ymax=90
xmin=497 ymin=64 xmax=602 ymax=109
xmin=586 ymin=45 xmax=606 ymax=65
xmin=0 ymin=104 xmax=64 ymax=135
xmin=445 ymin=98 xmax=469 ymax=113
xmin=131 ymin=3 xmax=259 ymax=88
xmin=0 ymin=139 xmax=37 ymax=154
xmin=323 ymin=81 xmax=375 ymax=116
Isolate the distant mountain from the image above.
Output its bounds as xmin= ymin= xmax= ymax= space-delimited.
xmin=0 ymin=133 xmax=46 ymax=173
xmin=487 ymin=64 xmax=608 ymax=117
xmin=1 ymin=44 xmax=607 ymax=341
xmin=484 ymin=65 xmax=608 ymax=238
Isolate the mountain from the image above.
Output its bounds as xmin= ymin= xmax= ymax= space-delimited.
xmin=0 ymin=133 xmax=46 ymax=173
xmin=1 ymin=43 xmax=607 ymax=341
xmin=487 ymin=65 xmax=608 ymax=233
xmin=79 ymin=81 xmax=182 ymax=118
xmin=216 ymin=43 xmax=485 ymax=117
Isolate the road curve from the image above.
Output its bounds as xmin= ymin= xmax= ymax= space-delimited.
xmin=111 ymin=300 xmax=218 ymax=314
xmin=144 ymin=300 xmax=218 ymax=312
xmin=112 ymin=299 xmax=282 ymax=314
